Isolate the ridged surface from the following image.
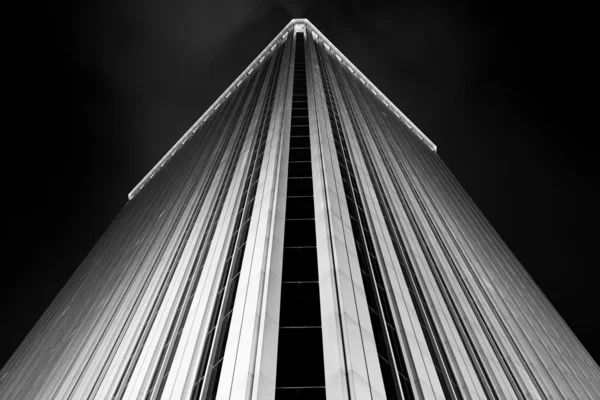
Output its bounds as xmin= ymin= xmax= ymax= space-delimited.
xmin=1 ymin=22 xmax=598 ymax=400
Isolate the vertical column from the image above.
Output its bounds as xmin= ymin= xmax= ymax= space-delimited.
xmin=307 ymin=29 xmax=388 ymax=400
xmin=274 ymin=32 xmax=327 ymax=400
xmin=156 ymin=41 xmax=282 ymax=400
xmin=213 ymin=33 xmax=292 ymax=400
xmin=324 ymin=49 xmax=450 ymax=400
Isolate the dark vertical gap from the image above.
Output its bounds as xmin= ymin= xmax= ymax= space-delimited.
xmin=315 ymin=43 xmax=415 ymax=400
xmin=275 ymin=32 xmax=326 ymax=400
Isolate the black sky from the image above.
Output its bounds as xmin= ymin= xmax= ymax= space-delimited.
xmin=3 ymin=0 xmax=598 ymax=368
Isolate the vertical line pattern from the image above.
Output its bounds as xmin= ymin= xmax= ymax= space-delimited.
xmin=275 ymin=32 xmax=326 ymax=399
xmin=2 ymin=22 xmax=598 ymax=400
xmin=110 ymin=65 xmax=263 ymax=400
xmin=189 ymin=42 xmax=285 ymax=400
xmin=348 ymin=68 xmax=531 ymax=400
xmin=325 ymin=50 xmax=502 ymax=400
xmin=141 ymin=60 xmax=272 ymax=400
xmin=315 ymin=40 xmax=415 ymax=400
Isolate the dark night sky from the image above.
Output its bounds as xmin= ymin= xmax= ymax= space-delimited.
xmin=3 ymin=0 xmax=598 ymax=369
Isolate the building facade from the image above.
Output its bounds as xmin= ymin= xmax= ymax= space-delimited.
xmin=1 ymin=19 xmax=598 ymax=400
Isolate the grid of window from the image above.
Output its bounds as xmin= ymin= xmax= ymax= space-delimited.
xmin=275 ymin=33 xmax=326 ymax=400
xmin=315 ymin=42 xmax=413 ymax=400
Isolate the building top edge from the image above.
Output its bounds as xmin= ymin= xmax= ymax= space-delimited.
xmin=128 ymin=18 xmax=436 ymax=200
xmin=303 ymin=20 xmax=437 ymax=153
xmin=127 ymin=20 xmax=295 ymax=200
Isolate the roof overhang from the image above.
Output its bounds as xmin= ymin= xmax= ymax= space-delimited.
xmin=128 ymin=18 xmax=436 ymax=200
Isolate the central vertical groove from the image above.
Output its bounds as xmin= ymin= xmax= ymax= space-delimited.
xmin=275 ymin=32 xmax=326 ymax=400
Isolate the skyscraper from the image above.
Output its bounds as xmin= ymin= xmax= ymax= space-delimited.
xmin=1 ymin=17 xmax=598 ymax=399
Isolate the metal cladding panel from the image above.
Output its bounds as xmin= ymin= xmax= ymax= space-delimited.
xmin=305 ymin=31 xmax=351 ymax=400
xmin=307 ymin=31 xmax=386 ymax=400
xmin=1 ymin=19 xmax=598 ymax=400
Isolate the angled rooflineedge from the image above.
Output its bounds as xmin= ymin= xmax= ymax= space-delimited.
xmin=303 ymin=20 xmax=437 ymax=152
xmin=128 ymin=18 xmax=436 ymax=200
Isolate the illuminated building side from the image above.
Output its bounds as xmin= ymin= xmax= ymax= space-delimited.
xmin=1 ymin=19 xmax=599 ymax=400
